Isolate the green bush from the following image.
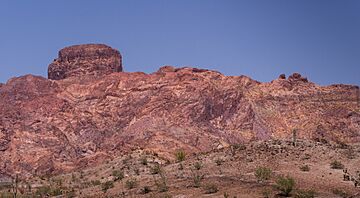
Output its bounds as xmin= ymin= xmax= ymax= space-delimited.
xmin=101 ymin=181 xmax=114 ymax=192
xmin=330 ymin=160 xmax=344 ymax=169
xmin=274 ymin=175 xmax=295 ymax=197
xmin=204 ymin=184 xmax=218 ymax=194
xmin=112 ymin=170 xmax=124 ymax=181
xmin=294 ymin=189 xmax=316 ymax=198
xmin=255 ymin=167 xmax=272 ymax=182
xmin=299 ymin=165 xmax=310 ymax=172
xmin=175 ymin=150 xmax=186 ymax=162
xmin=125 ymin=178 xmax=137 ymax=189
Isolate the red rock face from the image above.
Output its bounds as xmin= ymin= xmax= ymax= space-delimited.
xmin=0 ymin=45 xmax=359 ymax=178
xmin=48 ymin=44 xmax=122 ymax=80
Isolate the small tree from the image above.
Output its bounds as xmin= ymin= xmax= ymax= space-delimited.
xmin=274 ymin=175 xmax=295 ymax=197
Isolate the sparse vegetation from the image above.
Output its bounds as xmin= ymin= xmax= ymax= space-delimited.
xmin=35 ymin=186 xmax=63 ymax=197
xmin=299 ymin=165 xmax=310 ymax=172
xmin=262 ymin=188 xmax=272 ymax=198
xmin=150 ymin=163 xmax=162 ymax=175
xmin=139 ymin=186 xmax=152 ymax=194
xmin=140 ymin=156 xmax=148 ymax=165
xmin=175 ymin=150 xmax=186 ymax=162
xmin=274 ymin=175 xmax=295 ymax=197
xmin=125 ymin=178 xmax=137 ymax=189
xmin=112 ymin=170 xmax=124 ymax=181
xmin=232 ymin=143 xmax=246 ymax=150
xmin=204 ymin=184 xmax=218 ymax=194
xmin=101 ymin=181 xmax=114 ymax=192
xmin=178 ymin=163 xmax=184 ymax=170
xmin=155 ymin=172 xmax=169 ymax=192
xmin=294 ymin=189 xmax=316 ymax=198
xmin=194 ymin=161 xmax=202 ymax=170
xmin=192 ymin=172 xmax=204 ymax=188
xmin=332 ymin=188 xmax=349 ymax=198
xmin=215 ymin=158 xmax=223 ymax=166
xmin=91 ymin=180 xmax=101 ymax=186
xmin=255 ymin=167 xmax=272 ymax=182
xmin=330 ymin=160 xmax=344 ymax=169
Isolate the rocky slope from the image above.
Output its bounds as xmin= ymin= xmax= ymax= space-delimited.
xmin=0 ymin=44 xmax=359 ymax=178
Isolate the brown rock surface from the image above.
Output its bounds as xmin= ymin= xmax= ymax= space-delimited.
xmin=0 ymin=45 xmax=359 ymax=178
xmin=48 ymin=44 xmax=122 ymax=80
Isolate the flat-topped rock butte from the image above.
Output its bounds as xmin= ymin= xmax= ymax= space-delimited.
xmin=0 ymin=44 xmax=359 ymax=178
xmin=48 ymin=44 xmax=122 ymax=80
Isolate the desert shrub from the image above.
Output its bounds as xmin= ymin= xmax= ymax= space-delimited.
xmin=91 ymin=180 xmax=101 ymax=186
xmin=215 ymin=158 xmax=223 ymax=166
xmin=0 ymin=191 xmax=13 ymax=198
xmin=204 ymin=184 xmax=218 ymax=194
xmin=125 ymin=178 xmax=137 ymax=189
xmin=223 ymin=192 xmax=230 ymax=198
xmin=162 ymin=194 xmax=172 ymax=198
xmin=35 ymin=186 xmax=63 ymax=196
xmin=175 ymin=150 xmax=186 ymax=162
xmin=140 ymin=156 xmax=148 ymax=165
xmin=332 ymin=188 xmax=349 ymax=198
xmin=274 ymin=175 xmax=295 ymax=197
xmin=294 ymin=189 xmax=316 ymax=198
xmin=330 ymin=160 xmax=344 ymax=169
xmin=192 ymin=172 xmax=204 ymax=188
xmin=299 ymin=165 xmax=310 ymax=172
xmin=255 ymin=167 xmax=272 ymax=182
xmin=139 ymin=186 xmax=152 ymax=194
xmin=155 ymin=172 xmax=169 ymax=192
xmin=232 ymin=143 xmax=246 ymax=150
xmin=194 ymin=161 xmax=202 ymax=170
xmin=101 ymin=181 xmax=114 ymax=192
xmin=112 ymin=170 xmax=124 ymax=181
xmin=134 ymin=168 xmax=140 ymax=175
xmin=262 ymin=188 xmax=272 ymax=198
xmin=178 ymin=163 xmax=184 ymax=170
xmin=150 ymin=163 xmax=162 ymax=175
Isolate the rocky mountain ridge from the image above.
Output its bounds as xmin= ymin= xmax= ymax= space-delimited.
xmin=0 ymin=44 xmax=359 ymax=178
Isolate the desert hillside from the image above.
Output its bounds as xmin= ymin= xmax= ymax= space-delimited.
xmin=0 ymin=44 xmax=359 ymax=197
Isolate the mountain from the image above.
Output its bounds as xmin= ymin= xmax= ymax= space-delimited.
xmin=0 ymin=44 xmax=359 ymax=178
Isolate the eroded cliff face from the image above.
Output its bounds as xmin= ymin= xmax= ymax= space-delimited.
xmin=0 ymin=44 xmax=359 ymax=177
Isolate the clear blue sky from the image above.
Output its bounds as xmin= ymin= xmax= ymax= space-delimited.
xmin=0 ymin=0 xmax=359 ymax=85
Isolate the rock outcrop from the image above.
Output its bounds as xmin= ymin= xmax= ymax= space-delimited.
xmin=0 ymin=44 xmax=359 ymax=178
xmin=48 ymin=44 xmax=122 ymax=80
